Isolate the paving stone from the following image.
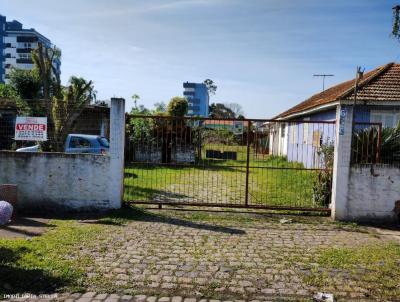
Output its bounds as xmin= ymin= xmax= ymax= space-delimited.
xmin=34 ymin=211 xmax=394 ymax=301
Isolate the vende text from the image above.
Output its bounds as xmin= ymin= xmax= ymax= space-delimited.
xmin=16 ymin=124 xmax=47 ymax=131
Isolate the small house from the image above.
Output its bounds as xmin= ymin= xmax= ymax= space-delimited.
xmin=271 ymin=62 xmax=400 ymax=168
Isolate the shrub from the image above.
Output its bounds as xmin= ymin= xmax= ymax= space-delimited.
xmin=313 ymin=142 xmax=334 ymax=207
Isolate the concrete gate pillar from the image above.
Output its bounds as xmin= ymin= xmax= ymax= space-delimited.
xmin=109 ymin=98 xmax=126 ymax=209
xmin=331 ymin=105 xmax=353 ymax=220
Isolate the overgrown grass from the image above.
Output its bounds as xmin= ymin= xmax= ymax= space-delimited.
xmin=303 ymin=242 xmax=400 ymax=300
xmin=0 ymin=220 xmax=105 ymax=296
xmin=124 ymin=155 xmax=320 ymax=208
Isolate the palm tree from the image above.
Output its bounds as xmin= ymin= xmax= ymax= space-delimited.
xmin=132 ymin=94 xmax=140 ymax=110
xmin=352 ymin=121 xmax=400 ymax=164
xmin=51 ymin=76 xmax=96 ymax=151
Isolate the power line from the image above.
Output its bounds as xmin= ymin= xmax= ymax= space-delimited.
xmin=313 ymin=74 xmax=334 ymax=91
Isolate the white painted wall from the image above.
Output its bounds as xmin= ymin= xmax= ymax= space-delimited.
xmin=0 ymin=98 xmax=126 ymax=212
xmin=331 ymin=105 xmax=353 ymax=220
xmin=0 ymin=152 xmax=112 ymax=211
xmin=347 ymin=165 xmax=400 ymax=222
xmin=109 ymin=98 xmax=126 ymax=209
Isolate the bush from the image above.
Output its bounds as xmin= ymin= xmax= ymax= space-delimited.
xmin=313 ymin=142 xmax=334 ymax=207
xmin=352 ymin=121 xmax=400 ymax=165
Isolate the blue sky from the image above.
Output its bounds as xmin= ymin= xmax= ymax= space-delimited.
xmin=1 ymin=0 xmax=400 ymax=117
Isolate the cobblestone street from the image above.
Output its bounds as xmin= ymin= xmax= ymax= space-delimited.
xmin=3 ymin=208 xmax=400 ymax=302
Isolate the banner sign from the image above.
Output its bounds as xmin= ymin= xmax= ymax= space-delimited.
xmin=233 ymin=121 xmax=244 ymax=135
xmin=15 ymin=117 xmax=47 ymax=141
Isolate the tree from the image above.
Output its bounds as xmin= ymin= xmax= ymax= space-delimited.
xmin=51 ymin=76 xmax=96 ymax=151
xmin=31 ymin=43 xmax=62 ymax=100
xmin=132 ymin=94 xmax=140 ymax=109
xmin=8 ymin=69 xmax=42 ymax=99
xmin=209 ymin=103 xmax=236 ymax=119
xmin=0 ymin=83 xmax=18 ymax=99
xmin=167 ymin=97 xmax=188 ymax=117
xmin=224 ymin=102 xmax=244 ymax=118
xmin=203 ymin=79 xmax=217 ymax=95
xmin=154 ymin=102 xmax=167 ymax=113
xmin=10 ymin=43 xmax=96 ymax=152
xmin=392 ymin=5 xmax=400 ymax=41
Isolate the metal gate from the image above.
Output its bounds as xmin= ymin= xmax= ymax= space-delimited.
xmin=124 ymin=115 xmax=336 ymax=212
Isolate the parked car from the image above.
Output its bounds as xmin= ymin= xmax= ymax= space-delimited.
xmin=16 ymin=134 xmax=110 ymax=155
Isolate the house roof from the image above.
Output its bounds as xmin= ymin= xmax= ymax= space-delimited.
xmin=276 ymin=62 xmax=400 ymax=119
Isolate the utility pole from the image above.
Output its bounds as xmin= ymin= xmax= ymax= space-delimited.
xmin=351 ymin=66 xmax=364 ymax=127
xmin=313 ymin=74 xmax=334 ymax=91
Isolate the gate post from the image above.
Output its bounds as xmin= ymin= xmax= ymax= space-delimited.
xmin=109 ymin=98 xmax=126 ymax=209
xmin=331 ymin=105 xmax=353 ymax=220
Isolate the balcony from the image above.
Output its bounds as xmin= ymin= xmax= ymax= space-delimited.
xmin=16 ymin=58 xmax=33 ymax=64
xmin=17 ymin=48 xmax=32 ymax=53
xmin=16 ymin=36 xmax=38 ymax=43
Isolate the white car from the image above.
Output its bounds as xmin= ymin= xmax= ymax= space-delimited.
xmin=16 ymin=145 xmax=40 ymax=152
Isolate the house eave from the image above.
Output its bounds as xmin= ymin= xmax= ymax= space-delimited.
xmin=276 ymin=101 xmax=340 ymax=121
xmin=340 ymin=99 xmax=400 ymax=106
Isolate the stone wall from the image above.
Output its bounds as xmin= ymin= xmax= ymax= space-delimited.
xmin=0 ymin=151 xmax=113 ymax=211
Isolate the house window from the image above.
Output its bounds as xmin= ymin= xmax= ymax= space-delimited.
xmin=371 ymin=111 xmax=400 ymax=128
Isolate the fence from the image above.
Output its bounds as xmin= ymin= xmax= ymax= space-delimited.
xmin=351 ymin=122 xmax=400 ymax=167
xmin=0 ymin=100 xmax=110 ymax=153
xmin=125 ymin=115 xmax=336 ymax=211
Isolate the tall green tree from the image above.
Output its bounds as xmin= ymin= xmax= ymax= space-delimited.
xmin=225 ymin=102 xmax=244 ymax=118
xmin=31 ymin=43 xmax=62 ymax=100
xmin=392 ymin=5 xmax=400 ymax=40
xmin=132 ymin=94 xmax=140 ymax=110
xmin=203 ymin=79 xmax=217 ymax=95
xmin=154 ymin=102 xmax=167 ymax=113
xmin=51 ymin=77 xmax=96 ymax=151
xmin=209 ymin=103 xmax=236 ymax=119
xmin=167 ymin=97 xmax=188 ymax=117
xmin=8 ymin=69 xmax=42 ymax=99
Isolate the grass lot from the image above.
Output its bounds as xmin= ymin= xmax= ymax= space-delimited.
xmin=0 ymin=220 xmax=104 ymax=295
xmin=302 ymin=242 xmax=400 ymax=300
xmin=125 ymin=152 xmax=322 ymax=208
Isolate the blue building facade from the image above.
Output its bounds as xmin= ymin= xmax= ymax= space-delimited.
xmin=183 ymin=82 xmax=209 ymax=117
xmin=0 ymin=14 xmax=59 ymax=83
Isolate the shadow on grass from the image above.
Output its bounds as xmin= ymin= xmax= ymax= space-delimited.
xmin=125 ymin=161 xmax=245 ymax=172
xmin=0 ymin=247 xmax=70 ymax=295
xmin=84 ymin=205 xmax=246 ymax=235
xmin=0 ymin=218 xmax=56 ymax=238
xmin=124 ymin=185 xmax=191 ymax=201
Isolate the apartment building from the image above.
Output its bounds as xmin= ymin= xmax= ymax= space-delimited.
xmin=0 ymin=15 xmax=60 ymax=83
